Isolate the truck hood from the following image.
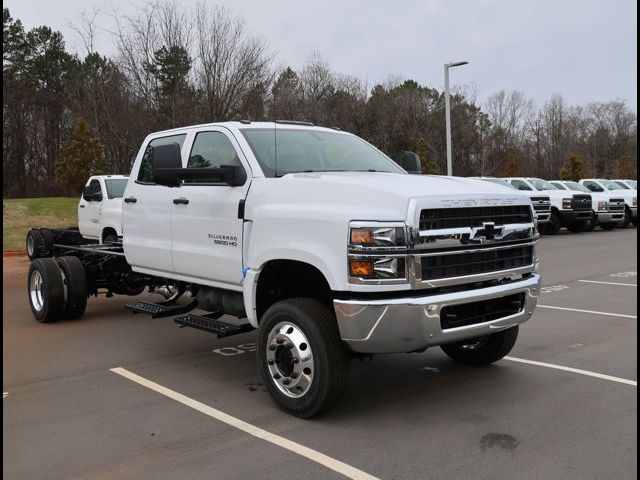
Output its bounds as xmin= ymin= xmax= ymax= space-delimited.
xmin=247 ymin=172 xmax=530 ymax=223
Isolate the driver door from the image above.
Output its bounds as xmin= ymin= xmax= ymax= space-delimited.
xmin=78 ymin=178 xmax=103 ymax=239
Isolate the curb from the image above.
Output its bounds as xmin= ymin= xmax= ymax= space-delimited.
xmin=3 ymin=250 xmax=27 ymax=258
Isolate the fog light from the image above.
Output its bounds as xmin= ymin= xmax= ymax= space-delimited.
xmin=349 ymin=260 xmax=374 ymax=277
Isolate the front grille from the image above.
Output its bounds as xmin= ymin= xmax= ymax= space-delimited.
xmin=421 ymin=245 xmax=534 ymax=280
xmin=419 ymin=206 xmax=532 ymax=230
xmin=440 ymin=293 xmax=525 ymax=329
xmin=571 ymin=194 xmax=592 ymax=211
xmin=608 ymin=199 xmax=625 ymax=211
xmin=530 ymin=197 xmax=551 ymax=212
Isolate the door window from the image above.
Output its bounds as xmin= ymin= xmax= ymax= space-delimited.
xmin=137 ymin=134 xmax=187 ymax=184
xmin=583 ymin=181 xmax=603 ymax=192
xmin=185 ymin=131 xmax=243 ymax=184
xmin=510 ymin=180 xmax=531 ymax=191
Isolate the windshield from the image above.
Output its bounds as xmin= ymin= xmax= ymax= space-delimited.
xmin=613 ymin=181 xmax=630 ymax=189
xmin=240 ymin=128 xmax=405 ymax=177
xmin=528 ymin=178 xmax=558 ymax=191
xmin=105 ymin=179 xmax=129 ymax=199
xmin=479 ymin=178 xmax=517 ymax=189
xmin=563 ymin=181 xmax=590 ymax=192
xmin=600 ymin=180 xmax=625 ymax=190
xmin=627 ymin=180 xmax=637 ymax=189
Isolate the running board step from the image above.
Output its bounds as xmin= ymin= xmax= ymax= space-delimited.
xmin=125 ymin=299 xmax=197 ymax=318
xmin=174 ymin=313 xmax=254 ymax=338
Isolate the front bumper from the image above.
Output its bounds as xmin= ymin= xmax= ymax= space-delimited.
xmin=596 ymin=211 xmax=625 ymax=224
xmin=558 ymin=210 xmax=592 ymax=224
xmin=334 ymin=273 xmax=541 ymax=354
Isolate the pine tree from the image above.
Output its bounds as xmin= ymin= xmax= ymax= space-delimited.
xmin=415 ymin=137 xmax=438 ymax=174
xmin=559 ymin=154 xmax=590 ymax=181
xmin=500 ymin=151 xmax=522 ymax=177
xmin=55 ymin=117 xmax=106 ymax=194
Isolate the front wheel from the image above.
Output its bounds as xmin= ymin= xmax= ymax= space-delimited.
xmin=618 ymin=210 xmax=631 ymax=228
xmin=440 ymin=326 xmax=519 ymax=366
xmin=257 ymin=298 xmax=350 ymax=418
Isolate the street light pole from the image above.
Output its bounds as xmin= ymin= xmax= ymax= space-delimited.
xmin=444 ymin=61 xmax=469 ymax=176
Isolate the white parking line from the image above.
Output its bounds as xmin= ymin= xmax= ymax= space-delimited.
xmin=578 ymin=280 xmax=637 ymax=287
xmin=504 ymin=357 xmax=637 ymax=387
xmin=110 ymin=367 xmax=379 ymax=480
xmin=537 ymin=305 xmax=637 ymax=319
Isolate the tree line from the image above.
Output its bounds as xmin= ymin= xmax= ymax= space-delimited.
xmin=3 ymin=4 xmax=637 ymax=197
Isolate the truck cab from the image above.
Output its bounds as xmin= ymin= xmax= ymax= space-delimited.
xmin=579 ymin=179 xmax=637 ymax=227
xmin=504 ymin=177 xmax=592 ymax=234
xmin=550 ymin=180 xmax=624 ymax=230
xmin=78 ymin=175 xmax=129 ymax=243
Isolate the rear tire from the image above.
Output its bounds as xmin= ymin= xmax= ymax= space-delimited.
xmin=257 ymin=298 xmax=350 ymax=418
xmin=56 ymin=256 xmax=88 ymax=319
xmin=440 ymin=326 xmax=519 ymax=366
xmin=26 ymin=230 xmax=45 ymax=260
xmin=28 ymin=258 xmax=65 ymax=323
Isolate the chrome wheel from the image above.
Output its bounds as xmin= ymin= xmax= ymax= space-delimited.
xmin=29 ymin=270 xmax=44 ymax=312
xmin=266 ymin=322 xmax=314 ymax=398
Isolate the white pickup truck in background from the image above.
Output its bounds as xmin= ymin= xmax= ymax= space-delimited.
xmin=579 ymin=178 xmax=637 ymax=227
xmin=78 ymin=175 xmax=129 ymax=243
xmin=550 ymin=180 xmax=625 ymax=230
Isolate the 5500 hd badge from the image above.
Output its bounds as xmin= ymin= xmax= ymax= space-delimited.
xmin=209 ymin=233 xmax=238 ymax=247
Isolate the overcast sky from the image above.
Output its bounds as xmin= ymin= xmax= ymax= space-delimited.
xmin=5 ymin=0 xmax=637 ymax=108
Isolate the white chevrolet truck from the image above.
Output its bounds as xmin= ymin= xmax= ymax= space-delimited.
xmin=504 ymin=177 xmax=593 ymax=234
xmin=550 ymin=180 xmax=625 ymax=230
xmin=25 ymin=121 xmax=542 ymax=417
xmin=78 ymin=175 xmax=128 ymax=243
xmin=579 ymin=179 xmax=637 ymax=227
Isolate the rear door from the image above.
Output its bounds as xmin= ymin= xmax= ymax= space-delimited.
xmin=170 ymin=127 xmax=251 ymax=287
xmin=123 ymin=133 xmax=189 ymax=274
xmin=78 ymin=178 xmax=103 ymax=239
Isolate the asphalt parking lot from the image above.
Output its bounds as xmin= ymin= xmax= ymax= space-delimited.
xmin=3 ymin=227 xmax=637 ymax=480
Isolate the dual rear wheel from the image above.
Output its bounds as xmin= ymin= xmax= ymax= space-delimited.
xmin=28 ymin=256 xmax=87 ymax=323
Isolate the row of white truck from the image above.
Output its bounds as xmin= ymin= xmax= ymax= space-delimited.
xmin=468 ymin=177 xmax=636 ymax=234
xmin=77 ymin=174 xmax=637 ymax=243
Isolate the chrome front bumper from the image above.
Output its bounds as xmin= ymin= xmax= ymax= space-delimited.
xmin=596 ymin=211 xmax=624 ymax=223
xmin=334 ymin=273 xmax=541 ymax=354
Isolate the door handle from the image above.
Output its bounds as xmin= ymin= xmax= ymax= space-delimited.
xmin=79 ymin=205 xmax=85 ymax=208
xmin=124 ymin=197 xmax=137 ymax=204
xmin=173 ymin=198 xmax=190 ymax=205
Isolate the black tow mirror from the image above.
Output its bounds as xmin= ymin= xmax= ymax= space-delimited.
xmin=152 ymin=143 xmax=183 ymax=187
xmin=82 ymin=186 xmax=102 ymax=201
xmin=400 ymin=151 xmax=422 ymax=174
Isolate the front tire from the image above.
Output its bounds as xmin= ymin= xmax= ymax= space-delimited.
xmin=257 ymin=298 xmax=350 ymax=418
xmin=28 ymin=258 xmax=65 ymax=323
xmin=619 ymin=210 xmax=631 ymax=228
xmin=440 ymin=326 xmax=519 ymax=366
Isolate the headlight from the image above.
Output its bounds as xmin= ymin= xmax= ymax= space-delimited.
xmin=562 ymin=198 xmax=572 ymax=209
xmin=598 ymin=201 xmax=607 ymax=211
xmin=348 ymin=222 xmax=408 ymax=283
xmin=349 ymin=225 xmax=406 ymax=248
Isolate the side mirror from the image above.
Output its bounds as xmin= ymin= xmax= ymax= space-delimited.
xmin=401 ymin=151 xmax=422 ymax=174
xmin=83 ymin=186 xmax=103 ymax=201
xmin=152 ymin=143 xmax=183 ymax=187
